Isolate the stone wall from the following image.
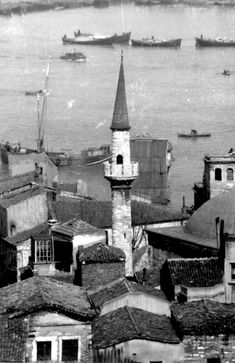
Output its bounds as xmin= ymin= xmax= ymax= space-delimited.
xmin=183 ymin=334 xmax=235 ymax=362
xmin=112 ymin=188 xmax=133 ymax=276
xmin=81 ymin=261 xmax=125 ymax=289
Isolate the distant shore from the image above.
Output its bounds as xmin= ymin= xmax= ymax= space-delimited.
xmin=0 ymin=0 xmax=97 ymax=16
xmin=1 ymin=0 xmax=235 ymax=16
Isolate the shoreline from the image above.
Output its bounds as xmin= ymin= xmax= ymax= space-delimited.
xmin=0 ymin=0 xmax=98 ymax=16
xmin=1 ymin=0 xmax=235 ymax=16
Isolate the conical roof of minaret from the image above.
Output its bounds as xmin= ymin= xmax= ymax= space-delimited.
xmin=111 ymin=52 xmax=130 ymax=131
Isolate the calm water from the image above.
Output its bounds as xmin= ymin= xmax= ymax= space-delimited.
xmin=1 ymin=3 xmax=235 ymax=208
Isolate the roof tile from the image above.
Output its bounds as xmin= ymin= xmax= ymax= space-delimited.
xmin=166 ymin=257 xmax=223 ymax=287
xmin=0 ymin=276 xmax=95 ymax=320
xmin=93 ymin=306 xmax=180 ymax=348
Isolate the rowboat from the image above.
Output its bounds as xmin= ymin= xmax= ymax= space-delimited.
xmin=60 ymin=52 xmax=86 ymax=62
xmin=177 ymin=130 xmax=211 ymax=138
xmin=131 ymin=38 xmax=182 ymax=47
xmin=195 ymin=36 xmax=235 ymax=47
xmin=62 ymin=34 xmax=113 ymax=45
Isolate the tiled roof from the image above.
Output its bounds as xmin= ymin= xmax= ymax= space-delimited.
xmin=166 ymin=257 xmax=223 ymax=287
xmin=0 ymin=276 xmax=96 ymax=320
xmin=53 ymin=200 xmax=184 ymax=229
xmin=79 ymin=243 xmax=126 ymax=264
xmin=171 ymin=300 xmax=235 ymax=336
xmin=52 ymin=218 xmax=102 ymax=237
xmin=5 ymin=222 xmax=49 ymax=245
xmin=89 ymin=277 xmax=166 ymax=308
xmin=0 ymin=185 xmax=43 ymax=209
xmin=0 ymin=316 xmax=28 ymax=363
xmin=93 ymin=306 xmax=180 ymax=348
xmin=0 ymin=172 xmax=35 ymax=193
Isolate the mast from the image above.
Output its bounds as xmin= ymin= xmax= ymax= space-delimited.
xmin=37 ymin=62 xmax=50 ymax=153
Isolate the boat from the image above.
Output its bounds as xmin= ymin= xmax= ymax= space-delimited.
xmin=62 ymin=34 xmax=113 ymax=45
xmin=60 ymin=52 xmax=86 ymax=62
xmin=131 ymin=37 xmax=182 ymax=47
xmin=48 ymin=145 xmax=111 ymax=166
xmin=195 ymin=36 xmax=235 ymax=47
xmin=112 ymin=32 xmax=131 ymax=43
xmin=177 ymin=130 xmax=211 ymax=138
xmin=222 ymin=69 xmax=230 ymax=76
xmin=73 ymin=31 xmax=131 ymax=43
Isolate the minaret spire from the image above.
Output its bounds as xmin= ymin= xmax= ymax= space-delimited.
xmin=111 ymin=50 xmax=130 ymax=131
xmin=104 ymin=52 xmax=139 ymax=277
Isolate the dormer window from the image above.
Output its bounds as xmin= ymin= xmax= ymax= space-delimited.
xmin=35 ymin=240 xmax=52 ymax=263
xmin=116 ymin=154 xmax=123 ymax=165
xmin=215 ymin=168 xmax=222 ymax=181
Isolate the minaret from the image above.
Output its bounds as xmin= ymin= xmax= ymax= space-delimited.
xmin=104 ymin=52 xmax=139 ymax=277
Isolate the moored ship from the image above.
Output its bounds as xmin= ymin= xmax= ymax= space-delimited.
xmin=195 ymin=36 xmax=235 ymax=47
xmin=131 ymin=37 xmax=181 ymax=47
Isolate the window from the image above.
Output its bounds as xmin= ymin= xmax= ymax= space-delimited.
xmin=37 ymin=341 xmax=51 ymax=361
xmin=62 ymin=339 xmax=78 ymax=361
xmin=207 ymin=358 xmax=221 ymax=363
xmin=116 ymin=154 xmax=123 ymax=164
xmin=215 ymin=168 xmax=222 ymax=181
xmin=35 ymin=240 xmax=52 ymax=263
xmin=227 ymin=168 xmax=234 ymax=181
xmin=231 ymin=263 xmax=235 ymax=279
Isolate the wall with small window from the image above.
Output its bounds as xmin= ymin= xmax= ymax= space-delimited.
xmin=27 ymin=312 xmax=92 ymax=363
xmin=7 ymin=192 xmax=48 ymax=236
xmin=209 ymin=163 xmax=235 ymax=199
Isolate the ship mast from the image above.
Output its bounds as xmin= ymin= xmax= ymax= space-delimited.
xmin=37 ymin=62 xmax=50 ymax=153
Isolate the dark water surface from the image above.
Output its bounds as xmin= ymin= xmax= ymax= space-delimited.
xmin=1 ymin=3 xmax=235 ymax=208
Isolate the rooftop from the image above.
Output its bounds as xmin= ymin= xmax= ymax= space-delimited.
xmin=79 ymin=243 xmax=125 ymax=264
xmin=171 ymin=300 xmax=235 ymax=336
xmin=5 ymin=222 xmax=49 ymax=245
xmin=52 ymin=218 xmax=102 ymax=237
xmin=89 ymin=277 xmax=166 ymax=308
xmin=165 ymin=257 xmax=223 ymax=287
xmin=146 ymin=225 xmax=217 ymax=253
xmin=53 ymin=199 xmax=184 ymax=229
xmin=0 ymin=185 xmax=43 ymax=209
xmin=0 ymin=276 xmax=96 ymax=320
xmin=93 ymin=306 xmax=180 ymax=348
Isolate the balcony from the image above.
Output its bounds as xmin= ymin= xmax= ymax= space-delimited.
xmin=104 ymin=161 xmax=139 ymax=180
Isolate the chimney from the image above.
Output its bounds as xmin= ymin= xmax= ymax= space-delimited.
xmin=142 ymin=268 xmax=147 ymax=285
xmin=218 ymin=219 xmax=225 ymax=270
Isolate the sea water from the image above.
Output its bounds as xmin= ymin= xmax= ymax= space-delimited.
xmin=0 ymin=3 xmax=235 ymax=209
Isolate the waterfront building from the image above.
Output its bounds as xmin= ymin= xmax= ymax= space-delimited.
xmin=104 ymin=53 xmax=138 ymax=277
xmin=193 ymin=149 xmax=235 ymax=210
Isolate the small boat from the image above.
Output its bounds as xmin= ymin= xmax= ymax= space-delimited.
xmin=195 ymin=36 xmax=235 ymax=47
xmin=131 ymin=37 xmax=182 ymax=48
xmin=177 ymin=130 xmax=211 ymax=138
xmin=62 ymin=34 xmax=113 ymax=45
xmin=222 ymin=69 xmax=230 ymax=76
xmin=74 ymin=31 xmax=131 ymax=43
xmin=60 ymin=52 xmax=86 ymax=62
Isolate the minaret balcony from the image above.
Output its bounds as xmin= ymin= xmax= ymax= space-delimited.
xmin=104 ymin=161 xmax=139 ymax=180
